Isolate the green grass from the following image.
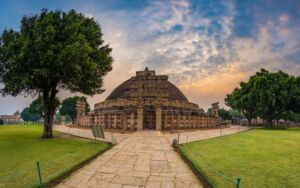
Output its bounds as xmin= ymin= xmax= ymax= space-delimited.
xmin=179 ymin=128 xmax=300 ymax=188
xmin=0 ymin=124 xmax=110 ymax=188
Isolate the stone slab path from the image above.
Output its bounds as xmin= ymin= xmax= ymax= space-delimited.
xmin=56 ymin=131 xmax=202 ymax=188
xmin=54 ymin=126 xmax=249 ymax=188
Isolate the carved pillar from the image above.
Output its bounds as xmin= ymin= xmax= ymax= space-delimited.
xmin=108 ymin=114 xmax=112 ymax=128
xmin=171 ymin=112 xmax=174 ymax=129
xmin=156 ymin=106 xmax=162 ymax=130
xmin=188 ymin=113 xmax=192 ymax=128
xmin=184 ymin=113 xmax=187 ymax=128
xmin=177 ymin=113 xmax=181 ymax=129
xmin=130 ymin=112 xmax=135 ymax=130
xmin=137 ymin=107 xmax=144 ymax=131
xmin=113 ymin=114 xmax=117 ymax=128
xmin=122 ymin=113 xmax=127 ymax=129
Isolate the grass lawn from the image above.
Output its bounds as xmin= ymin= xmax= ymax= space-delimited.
xmin=179 ymin=128 xmax=300 ymax=188
xmin=0 ymin=124 xmax=110 ymax=188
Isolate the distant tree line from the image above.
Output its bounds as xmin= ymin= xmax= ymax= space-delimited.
xmin=21 ymin=96 xmax=90 ymax=124
xmin=225 ymin=69 xmax=300 ymax=125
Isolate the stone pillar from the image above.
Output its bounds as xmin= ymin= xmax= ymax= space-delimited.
xmin=130 ymin=112 xmax=135 ymax=130
xmin=171 ymin=112 xmax=174 ymax=129
xmin=177 ymin=113 xmax=181 ymax=129
xmin=137 ymin=107 xmax=144 ymax=131
xmin=113 ymin=114 xmax=117 ymax=128
xmin=184 ymin=113 xmax=187 ymax=128
xmin=108 ymin=114 xmax=112 ymax=128
xmin=188 ymin=113 xmax=192 ymax=128
xmin=156 ymin=106 xmax=162 ymax=130
xmin=122 ymin=113 xmax=127 ymax=129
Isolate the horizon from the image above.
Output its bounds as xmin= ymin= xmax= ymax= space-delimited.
xmin=1 ymin=0 xmax=300 ymax=114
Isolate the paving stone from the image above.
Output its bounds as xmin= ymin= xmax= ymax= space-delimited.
xmin=112 ymin=176 xmax=146 ymax=186
xmin=55 ymin=132 xmax=204 ymax=188
xmin=145 ymin=180 xmax=161 ymax=188
xmin=107 ymin=183 xmax=123 ymax=188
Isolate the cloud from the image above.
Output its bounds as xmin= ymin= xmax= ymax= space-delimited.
xmin=65 ymin=0 xmax=300 ymax=110
xmin=1 ymin=0 xmax=300 ymax=114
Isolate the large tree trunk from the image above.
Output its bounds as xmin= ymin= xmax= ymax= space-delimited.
xmin=43 ymin=106 xmax=55 ymax=138
xmin=42 ymin=87 xmax=58 ymax=139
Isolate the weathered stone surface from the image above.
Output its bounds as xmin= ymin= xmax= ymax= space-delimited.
xmin=55 ymin=133 xmax=203 ymax=188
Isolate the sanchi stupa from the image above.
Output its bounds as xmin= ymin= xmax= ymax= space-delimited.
xmin=77 ymin=68 xmax=220 ymax=130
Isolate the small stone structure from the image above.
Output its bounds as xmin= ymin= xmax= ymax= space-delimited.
xmin=0 ymin=111 xmax=21 ymax=124
xmin=78 ymin=68 xmax=219 ymax=130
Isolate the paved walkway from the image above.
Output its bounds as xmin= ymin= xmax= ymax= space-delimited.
xmin=54 ymin=125 xmax=249 ymax=188
xmin=56 ymin=131 xmax=202 ymax=188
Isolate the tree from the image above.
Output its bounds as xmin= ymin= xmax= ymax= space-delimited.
xmin=229 ymin=109 xmax=245 ymax=120
xmin=0 ymin=119 xmax=3 ymax=125
xmin=226 ymin=69 xmax=299 ymax=125
xmin=28 ymin=96 xmax=46 ymax=119
xmin=21 ymin=107 xmax=40 ymax=123
xmin=60 ymin=96 xmax=90 ymax=124
xmin=280 ymin=111 xmax=300 ymax=122
xmin=218 ymin=108 xmax=231 ymax=121
xmin=0 ymin=9 xmax=113 ymax=138
xmin=249 ymin=69 xmax=296 ymax=124
xmin=225 ymin=81 xmax=258 ymax=125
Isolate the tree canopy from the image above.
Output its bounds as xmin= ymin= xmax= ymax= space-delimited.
xmin=218 ymin=108 xmax=231 ymax=121
xmin=59 ymin=96 xmax=90 ymax=124
xmin=225 ymin=69 xmax=300 ymax=125
xmin=0 ymin=9 xmax=113 ymax=138
xmin=21 ymin=107 xmax=40 ymax=123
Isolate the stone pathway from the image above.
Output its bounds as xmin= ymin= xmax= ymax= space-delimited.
xmin=56 ymin=132 xmax=202 ymax=188
xmin=54 ymin=125 xmax=249 ymax=188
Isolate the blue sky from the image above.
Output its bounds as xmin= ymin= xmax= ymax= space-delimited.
xmin=0 ymin=0 xmax=300 ymax=114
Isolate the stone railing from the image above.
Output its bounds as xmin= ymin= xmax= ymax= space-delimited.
xmin=94 ymin=98 xmax=199 ymax=110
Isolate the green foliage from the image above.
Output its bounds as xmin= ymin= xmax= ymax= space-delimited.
xmin=60 ymin=96 xmax=90 ymax=124
xmin=28 ymin=96 xmax=45 ymax=118
xmin=249 ymin=69 xmax=297 ymax=123
xmin=218 ymin=108 xmax=231 ymax=121
xmin=0 ymin=119 xmax=3 ymax=125
xmin=0 ymin=9 xmax=113 ymax=138
xmin=226 ymin=69 xmax=300 ymax=125
xmin=21 ymin=107 xmax=40 ymax=122
xmin=280 ymin=111 xmax=300 ymax=122
xmin=229 ymin=109 xmax=245 ymax=120
xmin=225 ymin=80 xmax=258 ymax=124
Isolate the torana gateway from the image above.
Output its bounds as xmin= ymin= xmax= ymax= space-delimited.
xmin=78 ymin=68 xmax=219 ymax=130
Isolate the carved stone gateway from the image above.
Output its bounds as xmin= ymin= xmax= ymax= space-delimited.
xmin=78 ymin=68 xmax=218 ymax=130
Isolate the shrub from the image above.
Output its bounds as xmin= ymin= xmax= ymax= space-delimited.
xmin=0 ymin=119 xmax=4 ymax=125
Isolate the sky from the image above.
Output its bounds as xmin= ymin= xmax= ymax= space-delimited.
xmin=0 ymin=0 xmax=300 ymax=114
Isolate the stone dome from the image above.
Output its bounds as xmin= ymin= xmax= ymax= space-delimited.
xmin=106 ymin=68 xmax=188 ymax=101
